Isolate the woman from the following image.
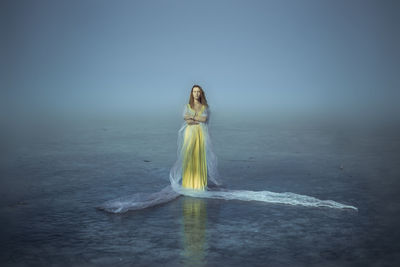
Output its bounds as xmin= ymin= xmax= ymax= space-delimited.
xmin=97 ymin=85 xmax=357 ymax=213
xmin=182 ymin=85 xmax=208 ymax=190
xmin=169 ymin=85 xmax=222 ymax=193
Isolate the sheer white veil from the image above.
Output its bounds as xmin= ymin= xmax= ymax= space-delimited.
xmin=169 ymin=103 xmax=223 ymax=191
xmin=96 ymin=104 xmax=358 ymax=213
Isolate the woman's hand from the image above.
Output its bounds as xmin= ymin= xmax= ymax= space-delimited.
xmin=186 ymin=118 xmax=199 ymax=125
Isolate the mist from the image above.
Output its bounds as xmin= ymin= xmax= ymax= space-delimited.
xmin=0 ymin=0 xmax=398 ymax=159
xmin=2 ymin=1 xmax=400 ymax=266
xmin=1 ymin=0 xmax=399 ymax=124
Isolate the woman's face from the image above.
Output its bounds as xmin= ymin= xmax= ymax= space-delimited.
xmin=192 ymin=87 xmax=201 ymax=100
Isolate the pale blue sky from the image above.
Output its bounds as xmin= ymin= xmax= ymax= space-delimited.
xmin=2 ymin=0 xmax=399 ymax=120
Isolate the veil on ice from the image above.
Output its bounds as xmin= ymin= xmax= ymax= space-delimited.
xmin=96 ymin=104 xmax=358 ymax=213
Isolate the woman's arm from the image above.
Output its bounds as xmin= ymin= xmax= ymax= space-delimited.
xmin=185 ymin=118 xmax=199 ymax=125
xmin=184 ymin=114 xmax=199 ymax=125
xmin=183 ymin=107 xmax=198 ymax=124
xmin=193 ymin=114 xmax=207 ymax=123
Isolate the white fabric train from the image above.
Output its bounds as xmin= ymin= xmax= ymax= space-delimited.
xmin=96 ymin=104 xmax=358 ymax=213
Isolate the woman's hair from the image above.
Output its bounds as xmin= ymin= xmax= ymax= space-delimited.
xmin=188 ymin=84 xmax=209 ymax=108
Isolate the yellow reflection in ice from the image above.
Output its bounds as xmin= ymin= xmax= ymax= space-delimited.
xmin=181 ymin=196 xmax=208 ymax=267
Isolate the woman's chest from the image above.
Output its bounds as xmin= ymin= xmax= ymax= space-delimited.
xmin=188 ymin=104 xmax=204 ymax=114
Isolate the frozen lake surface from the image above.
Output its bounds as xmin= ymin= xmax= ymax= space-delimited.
xmin=1 ymin=115 xmax=399 ymax=266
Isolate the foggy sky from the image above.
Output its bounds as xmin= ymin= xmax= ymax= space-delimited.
xmin=1 ymin=0 xmax=399 ymax=120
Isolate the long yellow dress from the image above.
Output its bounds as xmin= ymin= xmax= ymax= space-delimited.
xmin=182 ymin=104 xmax=207 ymax=190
